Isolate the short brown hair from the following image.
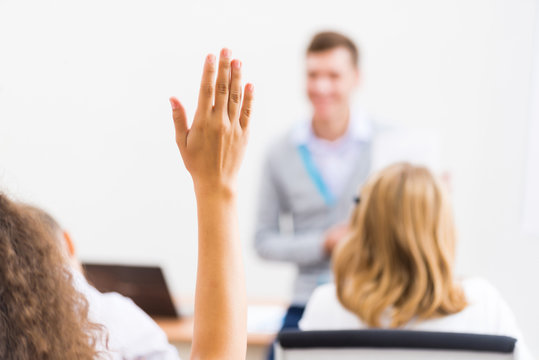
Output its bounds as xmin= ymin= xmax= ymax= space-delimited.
xmin=307 ymin=31 xmax=359 ymax=67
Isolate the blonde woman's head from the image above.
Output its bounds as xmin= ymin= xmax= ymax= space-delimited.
xmin=334 ymin=163 xmax=466 ymax=328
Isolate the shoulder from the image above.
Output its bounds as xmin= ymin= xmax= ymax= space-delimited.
xmin=461 ymin=277 xmax=503 ymax=304
xmin=99 ymin=291 xmax=142 ymax=312
xmin=263 ymin=128 xmax=301 ymax=169
xmin=308 ymin=283 xmax=338 ymax=307
xmin=460 ymin=277 xmax=512 ymax=318
xmin=299 ymin=283 xmax=338 ymax=330
xmin=460 ymin=278 xmax=533 ymax=357
xmin=91 ymin=291 xmax=178 ymax=357
xmin=299 ymin=283 xmax=362 ymax=330
xmin=75 ymin=274 xmax=178 ymax=359
xmin=89 ymin=290 xmax=158 ymax=332
xmin=458 ymin=277 xmax=523 ymax=335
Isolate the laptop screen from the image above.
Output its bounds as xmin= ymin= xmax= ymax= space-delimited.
xmin=82 ymin=263 xmax=179 ymax=318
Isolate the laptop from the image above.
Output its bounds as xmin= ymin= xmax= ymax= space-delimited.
xmin=82 ymin=263 xmax=180 ymax=318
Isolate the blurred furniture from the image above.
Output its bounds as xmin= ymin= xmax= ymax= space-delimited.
xmin=275 ymin=329 xmax=516 ymax=360
xmin=155 ymin=299 xmax=287 ymax=360
xmin=155 ymin=315 xmax=276 ymax=344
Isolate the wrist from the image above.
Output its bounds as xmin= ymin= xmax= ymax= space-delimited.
xmin=193 ymin=180 xmax=237 ymax=201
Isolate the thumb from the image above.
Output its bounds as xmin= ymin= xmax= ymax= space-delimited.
xmin=169 ymin=97 xmax=188 ymax=148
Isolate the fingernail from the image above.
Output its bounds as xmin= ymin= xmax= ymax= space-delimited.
xmin=169 ymin=98 xmax=178 ymax=110
xmin=207 ymin=54 xmax=216 ymax=64
xmin=247 ymin=83 xmax=254 ymax=93
xmin=222 ymin=48 xmax=232 ymax=59
xmin=233 ymin=60 xmax=242 ymax=69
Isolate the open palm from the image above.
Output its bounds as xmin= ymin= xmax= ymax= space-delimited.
xmin=170 ymin=48 xmax=253 ymax=194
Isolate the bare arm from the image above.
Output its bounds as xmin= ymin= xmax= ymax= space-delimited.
xmin=169 ymin=48 xmax=253 ymax=360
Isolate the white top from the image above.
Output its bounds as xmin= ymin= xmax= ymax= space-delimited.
xmin=299 ymin=278 xmax=534 ymax=360
xmin=73 ymin=271 xmax=180 ymax=360
xmin=291 ymin=109 xmax=372 ymax=199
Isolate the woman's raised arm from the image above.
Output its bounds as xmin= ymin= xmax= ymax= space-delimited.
xmin=169 ymin=48 xmax=253 ymax=360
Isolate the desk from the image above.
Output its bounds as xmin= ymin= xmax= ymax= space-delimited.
xmin=155 ymin=300 xmax=287 ymax=360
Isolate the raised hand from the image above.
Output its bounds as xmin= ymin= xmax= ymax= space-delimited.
xmin=169 ymin=49 xmax=252 ymax=360
xmin=170 ymin=48 xmax=254 ymax=195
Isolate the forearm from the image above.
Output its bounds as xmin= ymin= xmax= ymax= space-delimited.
xmin=190 ymin=187 xmax=247 ymax=360
xmin=255 ymin=169 xmax=329 ymax=265
xmin=171 ymin=49 xmax=252 ymax=360
xmin=255 ymin=230 xmax=327 ymax=265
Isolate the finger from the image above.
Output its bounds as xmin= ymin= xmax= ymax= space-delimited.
xmin=214 ymin=48 xmax=232 ymax=113
xmin=239 ymin=83 xmax=254 ymax=129
xmin=197 ymin=54 xmax=216 ymax=114
xmin=228 ymin=59 xmax=242 ymax=121
xmin=169 ymin=97 xmax=188 ymax=148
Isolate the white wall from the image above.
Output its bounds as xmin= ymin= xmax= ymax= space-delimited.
xmin=523 ymin=6 xmax=539 ymax=237
xmin=0 ymin=0 xmax=537 ymax=356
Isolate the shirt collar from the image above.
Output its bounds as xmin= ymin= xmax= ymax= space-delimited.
xmin=291 ymin=107 xmax=372 ymax=146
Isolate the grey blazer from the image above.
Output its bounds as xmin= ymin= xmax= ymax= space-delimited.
xmin=254 ymin=127 xmax=375 ymax=305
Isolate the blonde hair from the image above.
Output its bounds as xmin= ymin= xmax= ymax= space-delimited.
xmin=334 ymin=163 xmax=467 ymax=328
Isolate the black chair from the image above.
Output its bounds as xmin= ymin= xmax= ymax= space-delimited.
xmin=275 ymin=329 xmax=516 ymax=359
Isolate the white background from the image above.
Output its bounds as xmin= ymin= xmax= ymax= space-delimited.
xmin=523 ymin=6 xmax=539 ymax=237
xmin=0 ymin=0 xmax=537 ymax=356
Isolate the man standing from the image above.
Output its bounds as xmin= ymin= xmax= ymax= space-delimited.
xmin=255 ymin=32 xmax=379 ymax=335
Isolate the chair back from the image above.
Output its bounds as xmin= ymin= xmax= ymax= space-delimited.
xmin=275 ymin=330 xmax=516 ymax=360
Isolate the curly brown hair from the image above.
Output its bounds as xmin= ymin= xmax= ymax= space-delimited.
xmin=0 ymin=194 xmax=104 ymax=359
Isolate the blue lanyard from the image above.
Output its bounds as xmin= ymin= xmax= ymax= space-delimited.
xmin=297 ymin=144 xmax=336 ymax=207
